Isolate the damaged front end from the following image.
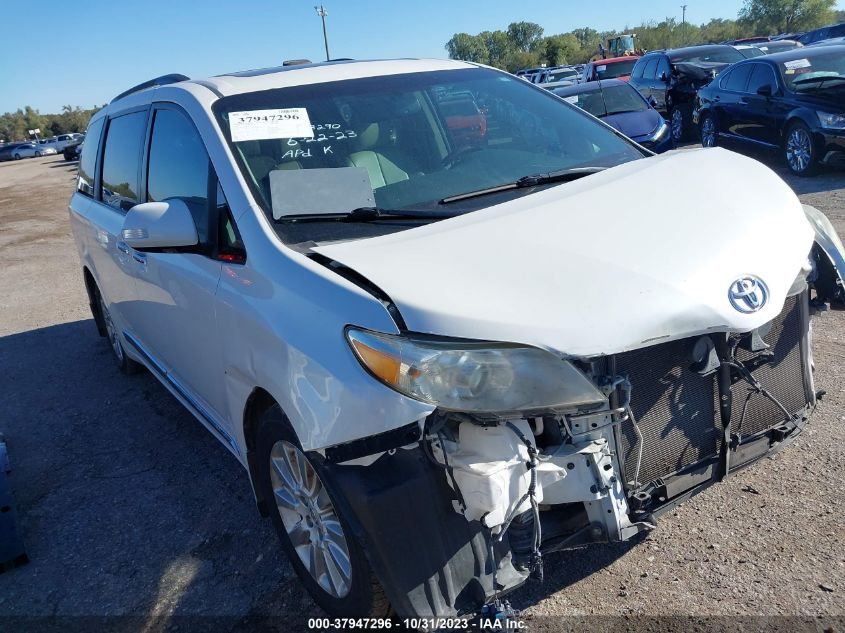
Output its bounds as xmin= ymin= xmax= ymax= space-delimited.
xmin=312 ymin=197 xmax=845 ymax=620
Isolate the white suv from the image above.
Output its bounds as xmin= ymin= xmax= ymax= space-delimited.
xmin=69 ymin=59 xmax=845 ymax=620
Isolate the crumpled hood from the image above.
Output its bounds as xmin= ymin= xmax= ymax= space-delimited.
xmin=315 ymin=148 xmax=815 ymax=357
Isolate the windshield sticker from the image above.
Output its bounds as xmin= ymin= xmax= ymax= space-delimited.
xmin=229 ymin=108 xmax=314 ymax=142
xmin=783 ymin=59 xmax=811 ymax=70
xmin=269 ymin=167 xmax=375 ymax=219
xmin=597 ymin=65 xmax=607 ymax=71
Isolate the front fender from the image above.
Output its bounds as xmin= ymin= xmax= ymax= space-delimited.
xmin=804 ymin=204 xmax=845 ymax=303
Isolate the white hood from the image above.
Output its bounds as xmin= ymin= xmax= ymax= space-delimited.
xmin=315 ymin=148 xmax=815 ymax=356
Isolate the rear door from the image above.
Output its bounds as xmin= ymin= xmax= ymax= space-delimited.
xmin=128 ymin=103 xmax=231 ymax=428
xmin=85 ymin=108 xmax=149 ymax=341
xmin=742 ymin=62 xmax=785 ymax=146
xmin=719 ymin=63 xmax=754 ymax=140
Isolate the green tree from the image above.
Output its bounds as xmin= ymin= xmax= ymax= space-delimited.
xmin=445 ymin=32 xmax=489 ymax=63
xmin=738 ymin=0 xmax=836 ymax=34
xmin=478 ymin=30 xmax=513 ymax=67
xmin=506 ymin=21 xmax=544 ymax=52
xmin=537 ymin=34 xmax=581 ymax=66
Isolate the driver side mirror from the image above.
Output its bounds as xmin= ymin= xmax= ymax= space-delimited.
xmin=757 ymin=84 xmax=774 ymax=97
xmin=647 ymin=95 xmax=658 ymax=108
xmin=659 ymin=71 xmax=669 ymax=83
xmin=121 ymin=199 xmax=198 ymax=250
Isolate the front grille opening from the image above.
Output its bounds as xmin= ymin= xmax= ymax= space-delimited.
xmin=615 ymin=293 xmax=809 ymax=490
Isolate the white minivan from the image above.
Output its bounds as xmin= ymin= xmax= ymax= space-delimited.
xmin=69 ymin=59 xmax=845 ymax=620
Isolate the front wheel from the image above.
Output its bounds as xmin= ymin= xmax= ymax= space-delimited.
xmin=784 ymin=121 xmax=818 ymax=176
xmin=96 ymin=288 xmax=140 ymax=375
xmin=256 ymin=405 xmax=389 ymax=617
xmin=700 ymin=113 xmax=717 ymax=148
xmin=13 ymin=153 xmax=20 ymax=160
xmin=669 ymin=105 xmax=690 ymax=143
xmin=35 ymin=151 xmax=42 ymax=157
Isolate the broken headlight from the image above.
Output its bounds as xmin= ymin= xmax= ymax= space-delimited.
xmin=346 ymin=328 xmax=606 ymax=414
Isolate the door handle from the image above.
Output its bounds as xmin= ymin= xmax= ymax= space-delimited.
xmin=132 ymin=252 xmax=147 ymax=264
xmin=713 ymin=95 xmax=721 ymax=102
xmin=116 ymin=241 xmax=130 ymax=254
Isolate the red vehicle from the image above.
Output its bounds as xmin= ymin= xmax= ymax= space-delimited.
xmin=582 ymin=56 xmax=640 ymax=82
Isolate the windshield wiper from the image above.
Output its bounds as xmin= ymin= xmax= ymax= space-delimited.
xmin=439 ymin=166 xmax=607 ymax=204
xmin=279 ymin=206 xmax=455 ymax=222
xmin=792 ymin=75 xmax=845 ymax=89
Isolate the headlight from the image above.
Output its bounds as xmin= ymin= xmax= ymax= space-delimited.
xmin=648 ymin=120 xmax=669 ymax=142
xmin=346 ymin=328 xmax=607 ymax=414
xmin=817 ymin=111 xmax=845 ymax=130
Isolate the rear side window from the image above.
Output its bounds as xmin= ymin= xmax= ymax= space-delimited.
xmin=631 ymin=59 xmax=646 ymax=79
xmin=725 ymin=64 xmax=753 ymax=92
xmin=77 ymin=117 xmax=105 ymax=197
xmin=146 ymin=108 xmax=211 ymax=242
xmin=100 ymin=111 xmax=147 ymax=211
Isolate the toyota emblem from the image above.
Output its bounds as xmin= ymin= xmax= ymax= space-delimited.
xmin=729 ymin=276 xmax=769 ymax=313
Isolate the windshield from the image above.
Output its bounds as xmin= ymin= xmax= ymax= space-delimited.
xmin=595 ymin=59 xmax=638 ymax=79
xmin=547 ymin=68 xmax=578 ymax=82
xmin=556 ymin=84 xmax=647 ymax=118
xmin=214 ymin=67 xmax=643 ymax=238
xmin=671 ymin=47 xmax=744 ymax=64
xmin=779 ymin=51 xmax=845 ymax=91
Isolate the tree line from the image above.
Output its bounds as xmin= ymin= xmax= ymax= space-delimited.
xmin=0 ymin=105 xmax=102 ymax=144
xmin=446 ymin=0 xmax=845 ymax=72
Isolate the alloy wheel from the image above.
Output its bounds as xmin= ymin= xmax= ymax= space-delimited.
xmin=701 ymin=116 xmax=716 ymax=147
xmin=786 ymin=127 xmax=812 ymax=173
xmin=99 ymin=294 xmax=124 ymax=362
xmin=269 ymin=440 xmax=352 ymax=599
xmin=670 ymin=109 xmax=684 ymax=141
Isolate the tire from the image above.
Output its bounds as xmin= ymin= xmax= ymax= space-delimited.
xmin=35 ymin=151 xmax=42 ymax=157
xmin=784 ymin=121 xmax=819 ymax=176
xmin=13 ymin=153 xmax=20 ymax=160
xmin=669 ymin=104 xmax=691 ymax=143
xmin=255 ymin=404 xmax=389 ymax=618
xmin=95 ymin=286 xmax=141 ymax=375
xmin=700 ymin=113 xmax=717 ymax=148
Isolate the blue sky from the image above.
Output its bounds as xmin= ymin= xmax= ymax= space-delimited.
xmin=2 ymin=0 xmax=842 ymax=113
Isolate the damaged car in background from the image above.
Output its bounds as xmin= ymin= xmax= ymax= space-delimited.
xmin=69 ymin=59 xmax=845 ymax=621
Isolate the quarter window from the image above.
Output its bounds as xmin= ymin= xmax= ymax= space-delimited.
xmin=77 ymin=117 xmax=104 ymax=197
xmin=641 ymin=58 xmax=659 ymax=80
xmin=146 ymin=108 xmax=211 ymax=242
xmin=656 ymin=56 xmax=671 ymax=81
xmin=100 ymin=111 xmax=147 ymax=211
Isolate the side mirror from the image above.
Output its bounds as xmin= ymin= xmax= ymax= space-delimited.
xmin=647 ymin=95 xmax=658 ymax=108
xmin=121 ymin=199 xmax=198 ymax=250
xmin=659 ymin=71 xmax=669 ymax=83
xmin=757 ymin=84 xmax=774 ymax=97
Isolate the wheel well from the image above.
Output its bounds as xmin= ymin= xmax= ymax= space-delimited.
xmin=243 ymin=387 xmax=277 ymax=517
xmin=83 ymin=267 xmax=107 ymax=337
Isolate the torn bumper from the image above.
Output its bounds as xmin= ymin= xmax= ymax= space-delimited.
xmin=320 ymin=286 xmax=820 ymax=619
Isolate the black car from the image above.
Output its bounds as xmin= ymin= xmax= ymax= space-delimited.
xmin=629 ymin=45 xmax=745 ymax=142
xmin=63 ymin=139 xmax=84 ymax=161
xmin=797 ymin=23 xmax=845 ymax=46
xmin=695 ymin=45 xmax=845 ymax=176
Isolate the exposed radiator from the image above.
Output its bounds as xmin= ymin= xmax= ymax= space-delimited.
xmin=615 ymin=293 xmax=809 ymax=488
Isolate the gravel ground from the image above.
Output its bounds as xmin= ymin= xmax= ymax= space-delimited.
xmin=0 ymin=150 xmax=843 ymax=632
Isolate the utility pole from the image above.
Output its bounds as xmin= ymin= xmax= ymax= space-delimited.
xmin=315 ymin=5 xmax=330 ymax=61
xmin=681 ymin=5 xmax=688 ymax=46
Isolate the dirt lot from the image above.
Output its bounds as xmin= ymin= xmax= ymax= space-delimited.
xmin=0 ymin=151 xmax=843 ymax=632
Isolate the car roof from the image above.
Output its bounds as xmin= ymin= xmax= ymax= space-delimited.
xmin=663 ymin=44 xmax=737 ymax=56
xmin=103 ymin=58 xmax=479 ymax=114
xmin=553 ymin=78 xmax=627 ymax=96
xmin=757 ymin=43 xmax=845 ymax=61
xmin=593 ymin=56 xmax=639 ymax=64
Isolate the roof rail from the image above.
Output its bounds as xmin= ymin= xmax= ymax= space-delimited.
xmin=111 ymin=74 xmax=190 ymax=104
